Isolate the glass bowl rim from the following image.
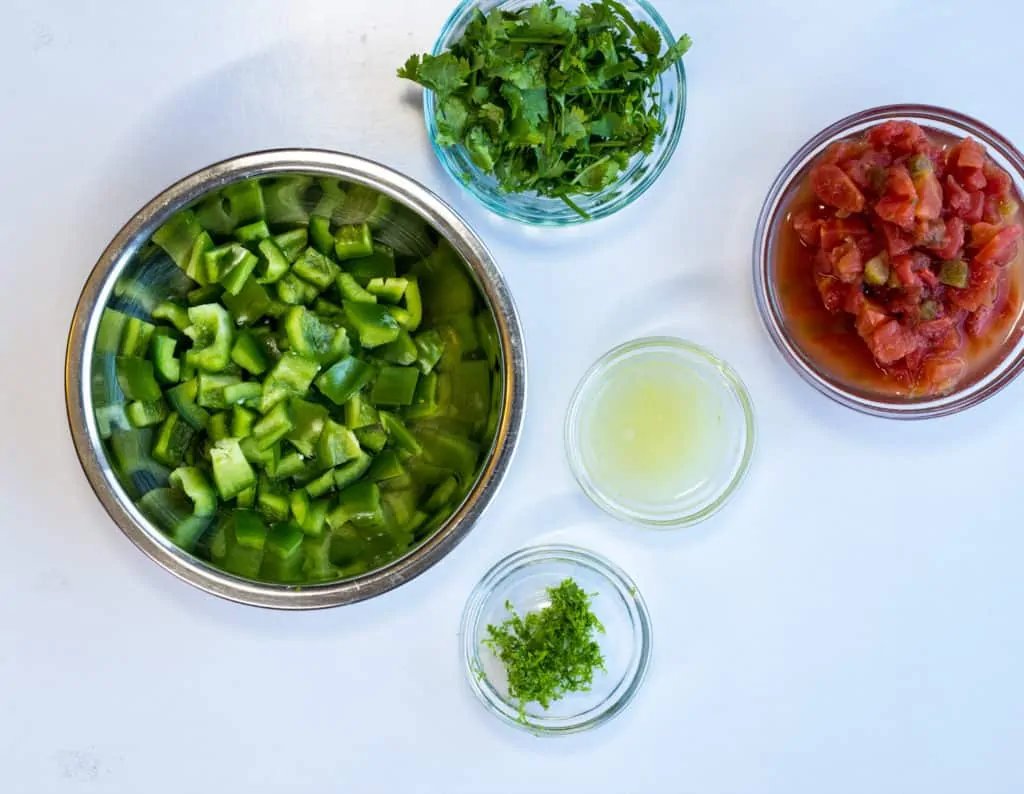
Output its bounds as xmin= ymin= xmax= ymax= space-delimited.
xmin=424 ymin=0 xmax=688 ymax=226
xmin=460 ymin=543 xmax=653 ymax=735
xmin=752 ymin=103 xmax=1024 ymax=419
xmin=564 ymin=336 xmax=757 ymax=528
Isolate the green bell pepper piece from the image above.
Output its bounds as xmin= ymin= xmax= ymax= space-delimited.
xmin=255 ymin=238 xmax=291 ymax=285
xmin=285 ymin=398 xmax=328 ymax=457
xmin=231 ymin=404 xmax=257 ymax=438
xmin=235 ymin=485 xmax=256 ymax=508
xmin=119 ymin=316 xmax=156 ymax=358
xmin=290 ymin=489 xmax=310 ymax=525
xmin=116 ymin=356 xmax=163 ymax=402
xmin=380 ymin=330 xmax=418 ymax=366
xmin=151 ymin=334 xmax=180 ymax=384
xmin=196 ymin=372 xmax=242 ymax=409
xmin=221 ymin=276 xmax=272 ymax=326
xmin=261 ymin=522 xmax=305 ymax=581
xmin=152 ymin=413 xmax=195 ymax=467
xmin=187 ymin=284 xmax=223 ymax=307
xmin=424 ymin=476 xmax=459 ymax=512
xmin=184 ymin=303 xmax=234 ymax=372
xmin=344 ymin=185 xmax=392 ymax=228
xmin=451 ymin=360 xmax=491 ymax=424
xmin=283 ymin=306 xmax=350 ymax=365
xmin=380 ymin=411 xmax=422 ymax=454
xmin=207 ymin=411 xmax=230 ymax=442
xmin=406 ymin=372 xmax=440 ymax=419
xmin=259 ymin=353 xmax=320 ymax=412
xmin=233 ymin=508 xmax=268 ymax=550
xmin=292 ymin=247 xmax=339 ymax=290
xmin=308 ymin=214 xmax=335 ymax=256
xmin=139 ymin=488 xmax=210 ymax=552
xmin=413 ymin=330 xmax=445 ymax=374
xmin=337 ymin=272 xmax=377 ymax=304
xmin=334 ymin=223 xmax=373 ymax=260
xmin=169 ymin=466 xmax=217 ymax=516
xmin=400 ymin=279 xmax=423 ymax=331
xmin=328 ymin=481 xmax=382 ymax=529
xmin=264 ymin=175 xmax=313 ymax=225
xmin=344 ymin=300 xmax=400 ymax=348
xmin=346 ymin=244 xmax=396 ymax=281
xmin=417 ymin=428 xmax=480 ymax=480
xmin=166 ymin=379 xmax=210 ymax=430
xmin=304 ymin=469 xmax=337 ymax=499
xmin=207 ymin=244 xmax=259 ymax=295
xmin=276 ymin=272 xmax=318 ymax=305
xmin=152 ymin=209 xmax=203 ymax=270
xmin=333 ymin=453 xmax=372 ymax=491
xmin=231 ymin=330 xmax=269 ymax=376
xmin=152 ymin=300 xmax=191 ymax=333
xmin=370 ymin=366 xmax=419 ymax=406
xmin=317 ymin=419 xmax=361 ymax=468
xmin=273 ymin=228 xmax=309 ymax=263
xmin=126 ymin=399 xmax=168 ymax=428
xmin=273 ymin=451 xmax=308 ymax=481
xmin=354 ymin=425 xmax=387 ymax=453
xmin=257 ymin=474 xmax=290 ymax=522
xmin=366 ymin=449 xmax=404 ymax=482
xmin=183 ymin=231 xmax=214 ymax=285
xmin=315 ymin=356 xmax=374 ymax=406
xmin=96 ymin=308 xmax=129 ymax=356
xmin=366 ymin=277 xmax=408 ymax=304
xmin=210 ymin=438 xmax=256 ymax=499
xmin=252 ymin=400 xmax=294 ymax=450
xmin=234 ymin=220 xmax=271 ymax=244
xmin=344 ymin=392 xmax=378 ymax=429
xmin=222 ymin=381 xmax=262 ymax=407
xmin=413 ymin=239 xmax=476 ymax=321
xmin=476 ymin=310 xmax=500 ymax=366
xmin=240 ymin=436 xmax=280 ymax=471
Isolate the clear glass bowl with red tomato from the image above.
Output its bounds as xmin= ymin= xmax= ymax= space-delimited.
xmin=754 ymin=104 xmax=1024 ymax=418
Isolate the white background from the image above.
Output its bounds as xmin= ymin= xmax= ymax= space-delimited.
xmin=2 ymin=0 xmax=1023 ymax=791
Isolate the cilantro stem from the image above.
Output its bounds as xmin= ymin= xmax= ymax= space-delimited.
xmin=558 ymin=193 xmax=591 ymax=219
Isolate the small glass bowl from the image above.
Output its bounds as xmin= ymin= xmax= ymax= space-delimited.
xmin=565 ymin=337 xmax=756 ymax=528
xmin=753 ymin=104 xmax=1024 ymax=419
xmin=461 ymin=545 xmax=652 ymax=735
xmin=425 ymin=0 xmax=687 ymax=226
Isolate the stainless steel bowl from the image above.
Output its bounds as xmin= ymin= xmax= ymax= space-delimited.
xmin=65 ymin=149 xmax=526 ymax=609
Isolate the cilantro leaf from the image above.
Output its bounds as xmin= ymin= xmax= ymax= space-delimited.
xmin=398 ymin=52 xmax=469 ymax=97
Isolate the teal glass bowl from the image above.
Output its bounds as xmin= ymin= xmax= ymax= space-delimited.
xmin=424 ymin=0 xmax=687 ymax=226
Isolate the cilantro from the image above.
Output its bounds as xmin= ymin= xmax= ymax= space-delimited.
xmin=482 ymin=578 xmax=606 ymax=720
xmin=398 ymin=0 xmax=691 ymax=214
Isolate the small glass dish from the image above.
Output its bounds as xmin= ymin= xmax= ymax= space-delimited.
xmin=425 ymin=0 xmax=687 ymax=226
xmin=565 ymin=337 xmax=756 ymax=528
xmin=753 ymin=104 xmax=1024 ymax=419
xmin=461 ymin=545 xmax=652 ymax=735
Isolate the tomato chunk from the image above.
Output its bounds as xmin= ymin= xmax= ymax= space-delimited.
xmin=867 ymin=121 xmax=928 ymax=155
xmin=974 ymin=225 xmax=1023 ymax=268
xmin=933 ymin=216 xmax=965 ymax=260
xmin=812 ymin=163 xmax=866 ymax=212
xmin=909 ymin=156 xmax=943 ymax=221
xmin=868 ymin=319 xmax=920 ymax=364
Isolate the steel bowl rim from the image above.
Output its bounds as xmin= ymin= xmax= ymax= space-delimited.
xmin=65 ymin=148 xmax=527 ymax=609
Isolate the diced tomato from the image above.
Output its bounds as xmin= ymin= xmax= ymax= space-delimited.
xmin=867 ymin=121 xmax=928 ymax=156
xmin=843 ymin=149 xmax=893 ymax=191
xmin=875 ymin=166 xmax=918 ymax=229
xmin=842 ymin=284 xmax=865 ymax=315
xmin=812 ymin=163 xmax=866 ymax=212
xmin=913 ymin=218 xmax=946 ymax=248
xmin=910 ymin=160 xmax=943 ymax=220
xmin=855 ymin=303 xmax=889 ymax=338
xmin=966 ymin=305 xmax=995 ymax=338
xmin=891 ymin=253 xmax=922 ymax=290
xmin=830 ymin=238 xmax=863 ymax=283
xmin=950 ymin=261 xmax=1000 ymax=312
xmin=974 ymin=224 xmax=1023 ymax=267
xmin=881 ymin=222 xmax=914 ymax=257
xmin=868 ymin=319 xmax=920 ymax=364
xmin=820 ymin=217 xmax=869 ymax=252
xmin=791 ymin=208 xmax=822 ymax=246
xmin=815 ymin=274 xmax=845 ymax=313
xmin=933 ymin=216 xmax=965 ymax=260
xmin=917 ymin=317 xmax=955 ymax=342
xmin=945 ymin=175 xmax=972 ymax=216
xmin=970 ymin=222 xmax=1004 ymax=249
xmin=952 ymin=138 xmax=986 ymax=170
xmin=963 ymin=169 xmax=988 ymax=191
xmin=920 ymin=356 xmax=966 ymax=394
xmin=983 ymin=161 xmax=1012 ymax=197
xmin=821 ymin=140 xmax=868 ymax=165
xmin=966 ymin=191 xmax=985 ymax=223
xmin=919 ymin=269 xmax=939 ymax=289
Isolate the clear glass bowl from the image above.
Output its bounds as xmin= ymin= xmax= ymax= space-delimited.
xmin=461 ymin=545 xmax=652 ymax=735
xmin=753 ymin=104 xmax=1024 ymax=419
xmin=565 ymin=337 xmax=755 ymax=527
xmin=425 ymin=0 xmax=687 ymax=226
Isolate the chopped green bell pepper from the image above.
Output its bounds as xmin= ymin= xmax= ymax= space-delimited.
xmin=152 ymin=300 xmax=191 ymax=333
xmin=126 ymin=399 xmax=168 ymax=428
xmin=196 ymin=372 xmax=242 ymax=409
xmin=223 ymin=381 xmax=261 ymax=407
xmin=152 ymin=209 xmax=203 ymax=270
xmin=152 ymin=413 xmax=195 ymax=467
xmin=292 ymin=247 xmax=339 ymax=290
xmin=116 ymin=356 xmax=163 ymax=402
xmin=151 ymin=334 xmax=180 ymax=384
xmin=337 ymin=272 xmax=377 ymax=304
xmin=317 ymin=419 xmax=361 ymax=468
xmin=401 ymin=279 xmax=423 ymax=331
xmin=344 ymin=300 xmax=401 ymax=348
xmin=380 ymin=330 xmax=418 ymax=366
xmin=184 ymin=303 xmax=234 ymax=372
xmin=424 ymin=476 xmax=459 ymax=512
xmin=283 ymin=306 xmax=349 ymax=364
xmin=234 ymin=220 xmax=271 ymax=244
xmin=273 ymin=228 xmax=309 ymax=263
xmin=184 ymin=232 xmax=215 ymax=285
xmin=252 ymin=400 xmax=294 ymax=450
xmin=367 ymin=449 xmax=404 ymax=482
xmin=334 ymin=223 xmax=373 ymax=260
xmin=285 ymin=398 xmax=328 ymax=457
xmin=308 ymin=214 xmax=335 ymax=256
xmin=233 ymin=508 xmax=268 ymax=550
xmin=315 ymin=356 xmax=374 ymax=405
xmin=347 ymin=244 xmax=396 ymax=281
xmin=333 ymin=453 xmax=372 ymax=491
xmin=366 ymin=277 xmax=408 ymax=304
xmin=255 ymin=238 xmax=291 ymax=285
xmin=257 ymin=474 xmax=290 ymax=522
xmin=370 ymin=366 xmax=419 ymax=406
xmin=354 ymin=424 xmax=388 ymax=453
xmin=207 ymin=411 xmax=230 ymax=442
xmin=169 ymin=466 xmax=217 ymax=516
xmin=276 ymin=272 xmax=319 ymax=305
xmin=328 ymin=481 xmax=382 ymax=529
xmin=259 ymin=352 xmax=320 ymax=412
xmin=139 ymin=488 xmax=210 ymax=551
xmin=231 ymin=330 xmax=269 ymax=376
xmin=120 ymin=316 xmax=156 ymax=358
xmin=305 ymin=469 xmax=337 ymax=499
xmin=165 ymin=378 xmax=210 ymax=430
xmin=273 ymin=451 xmax=308 ymax=481
xmin=210 ymin=438 xmax=256 ymax=499
xmin=380 ymin=411 xmax=422 ymax=455
xmin=231 ymin=404 xmax=257 ymax=438
xmin=413 ymin=330 xmax=445 ymax=374
xmin=344 ymin=392 xmax=378 ymax=429
xmin=264 ymin=175 xmax=313 ymax=226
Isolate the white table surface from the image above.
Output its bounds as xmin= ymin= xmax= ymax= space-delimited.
xmin=3 ymin=0 xmax=1024 ymax=791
